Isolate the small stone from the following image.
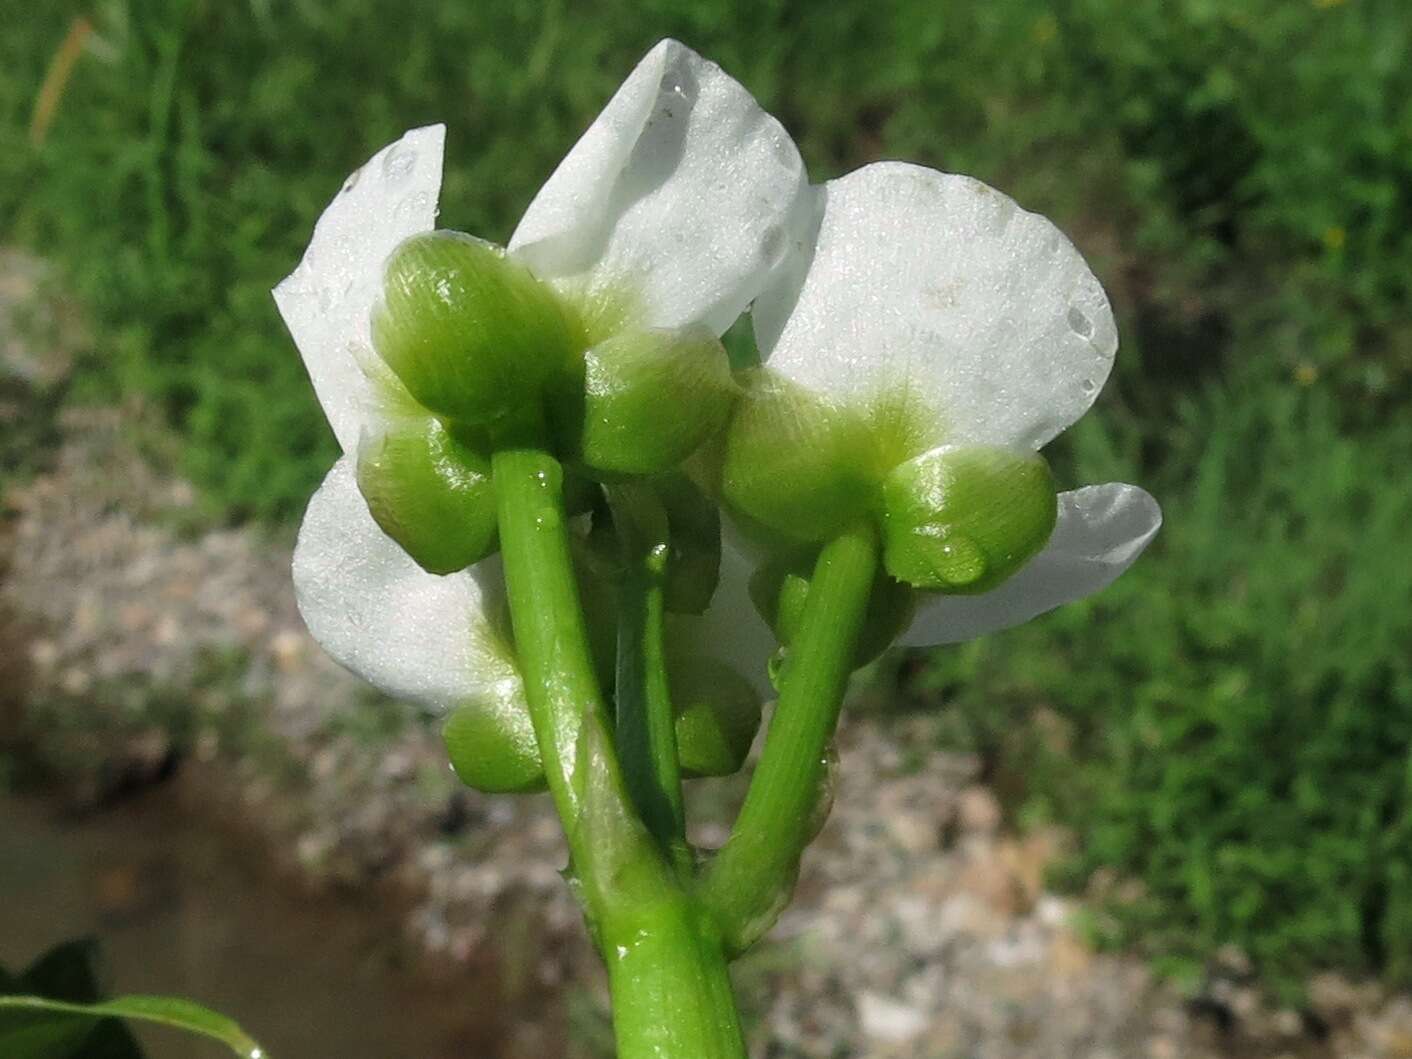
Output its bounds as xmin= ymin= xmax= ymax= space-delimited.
xmin=28 ymin=638 xmax=59 ymax=669
xmin=1308 ymin=971 xmax=1363 ymax=1023
xmin=957 ymin=785 xmax=1002 ymax=834
xmin=887 ymin=810 xmax=939 ymax=853
xmin=857 ymin=991 xmax=929 ymax=1043
xmin=1213 ymin=942 xmax=1253 ymax=978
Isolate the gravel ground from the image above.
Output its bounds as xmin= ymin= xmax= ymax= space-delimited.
xmin=5 ymin=252 xmax=1411 ymax=1058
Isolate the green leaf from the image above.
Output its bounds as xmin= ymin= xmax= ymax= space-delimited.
xmin=0 ymin=996 xmax=266 ymax=1059
xmin=3 ymin=938 xmax=143 ymax=1059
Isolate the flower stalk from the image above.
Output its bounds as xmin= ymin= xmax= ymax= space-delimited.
xmin=609 ymin=484 xmax=691 ymax=869
xmin=701 ymin=524 xmax=880 ymax=952
xmin=493 ymin=447 xmax=746 ymax=1058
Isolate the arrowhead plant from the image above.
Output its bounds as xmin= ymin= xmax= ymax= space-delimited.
xmin=273 ymin=39 xmax=1161 ymax=1059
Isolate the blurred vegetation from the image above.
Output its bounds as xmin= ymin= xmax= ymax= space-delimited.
xmin=2 ymin=0 xmax=1409 ymax=998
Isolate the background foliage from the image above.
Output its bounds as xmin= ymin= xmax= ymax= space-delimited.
xmin=3 ymin=0 xmax=1409 ymax=997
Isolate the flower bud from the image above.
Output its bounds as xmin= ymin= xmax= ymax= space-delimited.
xmin=371 ymin=231 xmax=574 ymax=429
xmin=573 ymin=326 xmax=737 ymax=476
xmin=750 ymin=561 xmax=915 ymax=667
xmin=356 ymin=416 xmax=497 ymax=575
xmin=721 ymin=372 xmax=875 ymax=544
xmin=442 ymin=695 xmax=545 ymax=794
xmin=671 ymin=655 xmax=763 ymax=778
xmin=881 ymin=445 xmax=1057 ymax=593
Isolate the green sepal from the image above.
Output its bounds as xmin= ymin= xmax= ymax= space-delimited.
xmin=356 ymin=415 xmax=498 ymax=575
xmin=881 ymin=445 xmax=1057 ymax=593
xmin=750 ymin=560 xmax=916 ymax=668
xmin=442 ymin=697 xmax=546 ymax=794
xmin=721 ymin=371 xmax=876 ymax=544
xmin=670 ymin=656 xmax=763 ymax=778
xmin=574 ymin=327 xmax=738 ymax=476
xmin=372 ymin=230 xmax=574 ymax=430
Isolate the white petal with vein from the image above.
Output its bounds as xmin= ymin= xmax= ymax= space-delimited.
xmin=510 ymin=39 xmax=810 ymax=337
xmin=293 ymin=458 xmax=519 ymax=710
xmin=274 ymin=125 xmax=445 ymax=452
xmin=755 ymin=162 xmax=1118 ymax=451
xmin=900 ymin=483 xmax=1161 ymax=646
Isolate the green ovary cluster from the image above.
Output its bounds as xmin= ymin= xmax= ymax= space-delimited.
xmin=720 ymin=373 xmax=1059 ymax=596
xmin=362 ymin=230 xmax=739 ymax=576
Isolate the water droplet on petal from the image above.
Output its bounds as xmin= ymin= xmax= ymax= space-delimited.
xmin=383 ymin=146 xmax=417 ymax=182
xmin=1067 ymin=305 xmax=1094 ymax=339
xmin=342 ymin=169 xmax=361 ymax=194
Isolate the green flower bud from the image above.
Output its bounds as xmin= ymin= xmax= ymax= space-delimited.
xmin=721 ymin=371 xmax=876 ymax=544
xmin=442 ymin=697 xmax=545 ymax=794
xmin=574 ymin=326 xmax=737 ymax=476
xmin=356 ymin=416 xmax=498 ymax=575
xmin=750 ymin=561 xmax=915 ymax=667
xmin=671 ymin=656 xmax=763 ymax=778
xmin=371 ymin=231 xmax=574 ymax=430
xmin=881 ymin=445 xmax=1057 ymax=593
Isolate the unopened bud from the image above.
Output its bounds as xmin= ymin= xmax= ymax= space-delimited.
xmin=671 ymin=656 xmax=763 ymax=778
xmin=881 ymin=445 xmax=1056 ymax=592
xmin=356 ymin=416 xmax=498 ymax=575
xmin=442 ymin=695 xmax=544 ymax=794
xmin=372 ymin=231 xmax=574 ymax=429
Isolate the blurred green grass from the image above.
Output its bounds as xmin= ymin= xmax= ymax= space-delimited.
xmin=4 ymin=0 xmax=1411 ymax=997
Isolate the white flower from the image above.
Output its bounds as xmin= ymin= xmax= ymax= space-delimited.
xmin=743 ymin=161 xmax=1161 ymax=647
xmin=274 ymin=40 xmax=808 ymax=708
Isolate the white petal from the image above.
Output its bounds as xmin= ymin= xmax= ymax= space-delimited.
xmin=673 ymin=533 xmax=778 ymax=699
xmin=754 ymin=162 xmax=1118 ymax=451
xmin=509 ymin=39 xmax=810 ymax=337
xmin=274 ymin=125 xmax=445 ymax=452
xmin=899 ymin=483 xmax=1160 ymax=646
xmin=293 ymin=458 xmax=521 ymax=710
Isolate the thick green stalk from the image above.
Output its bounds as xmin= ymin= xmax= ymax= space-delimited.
xmin=492 ymin=448 xmax=745 ymax=1059
xmin=492 ymin=447 xmax=621 ymax=847
xmin=700 ymin=523 xmax=878 ymax=953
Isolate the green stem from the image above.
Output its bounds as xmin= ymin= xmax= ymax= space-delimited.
xmin=492 ymin=448 xmax=745 ymax=1059
xmin=700 ymin=523 xmax=878 ymax=953
xmin=492 ymin=447 xmax=620 ymax=847
xmin=616 ymin=545 xmax=690 ymax=863
xmin=608 ymin=484 xmax=688 ymax=866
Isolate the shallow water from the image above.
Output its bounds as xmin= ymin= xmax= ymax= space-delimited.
xmin=0 ymin=785 xmax=535 ymax=1059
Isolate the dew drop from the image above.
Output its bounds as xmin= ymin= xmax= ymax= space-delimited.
xmin=1066 ymin=305 xmax=1094 ymax=339
xmin=936 ymin=534 xmax=987 ymax=588
xmin=342 ymin=169 xmax=361 ymax=194
xmin=1080 ymin=377 xmax=1098 ymax=395
xmin=382 ymin=146 xmax=417 ymax=182
xmin=759 ymin=224 xmax=786 ymax=268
